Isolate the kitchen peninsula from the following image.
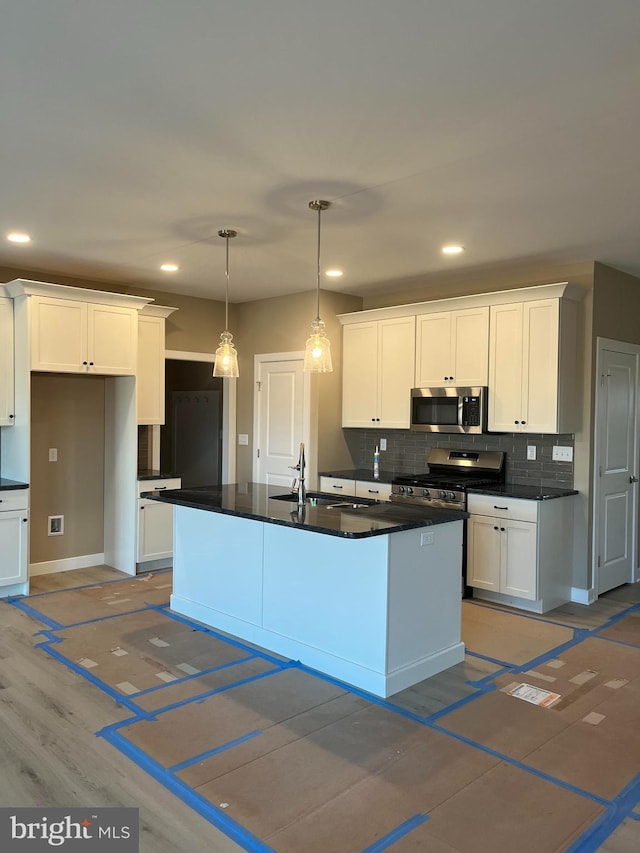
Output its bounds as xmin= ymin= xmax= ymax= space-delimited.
xmin=147 ymin=483 xmax=467 ymax=698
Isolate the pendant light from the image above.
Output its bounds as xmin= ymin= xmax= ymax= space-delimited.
xmin=213 ymin=228 xmax=240 ymax=378
xmin=304 ymin=200 xmax=333 ymax=373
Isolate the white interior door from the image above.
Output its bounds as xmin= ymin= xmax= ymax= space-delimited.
xmin=254 ymin=354 xmax=308 ymax=488
xmin=595 ymin=342 xmax=639 ymax=594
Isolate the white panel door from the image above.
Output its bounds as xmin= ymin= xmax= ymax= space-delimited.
xmin=255 ymin=356 xmax=305 ymax=488
xmin=597 ymin=347 xmax=638 ymax=593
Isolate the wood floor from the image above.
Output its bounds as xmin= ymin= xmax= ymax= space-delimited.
xmin=1 ymin=566 xmax=639 ymax=852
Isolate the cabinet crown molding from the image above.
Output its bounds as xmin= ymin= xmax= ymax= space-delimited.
xmin=4 ymin=279 xmax=153 ymax=311
xmin=140 ymin=304 xmax=179 ymax=319
xmin=338 ymin=281 xmax=585 ymax=325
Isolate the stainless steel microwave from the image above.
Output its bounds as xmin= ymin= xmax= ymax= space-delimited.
xmin=410 ymin=386 xmax=488 ymax=433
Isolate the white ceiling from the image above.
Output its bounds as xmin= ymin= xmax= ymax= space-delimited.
xmin=2 ymin=1 xmax=640 ymax=303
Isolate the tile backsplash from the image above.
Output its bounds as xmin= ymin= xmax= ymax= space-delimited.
xmin=344 ymin=429 xmax=574 ymax=489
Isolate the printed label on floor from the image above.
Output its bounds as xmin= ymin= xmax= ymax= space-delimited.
xmin=508 ymin=682 xmax=561 ymax=708
xmin=0 ymin=808 xmax=138 ymax=850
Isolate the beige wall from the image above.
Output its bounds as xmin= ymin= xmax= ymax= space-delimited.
xmin=234 ymin=289 xmax=362 ymax=482
xmin=30 ymin=374 xmax=105 ymax=563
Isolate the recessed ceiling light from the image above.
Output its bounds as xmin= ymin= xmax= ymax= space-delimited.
xmin=160 ymin=263 xmax=179 ymax=272
xmin=441 ymin=244 xmax=464 ymax=255
xmin=325 ymin=269 xmax=343 ymax=278
xmin=6 ymin=232 xmax=31 ymax=244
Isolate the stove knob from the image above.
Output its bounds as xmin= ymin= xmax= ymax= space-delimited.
xmin=397 ymin=486 xmax=405 ymax=494
xmin=422 ymin=488 xmax=430 ymax=498
xmin=439 ymin=490 xmax=447 ymax=499
xmin=407 ymin=487 xmax=414 ymax=495
xmin=446 ymin=491 xmax=456 ymax=501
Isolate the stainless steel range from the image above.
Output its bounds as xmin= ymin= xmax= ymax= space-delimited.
xmin=390 ymin=447 xmax=505 ymax=510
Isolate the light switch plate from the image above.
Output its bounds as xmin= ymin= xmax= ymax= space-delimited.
xmin=380 ymin=438 xmax=387 ymax=451
xmin=48 ymin=448 xmax=58 ymax=462
xmin=238 ymin=434 xmax=249 ymax=445
xmin=552 ymin=445 xmax=573 ymax=462
xmin=527 ymin=445 xmax=536 ymax=461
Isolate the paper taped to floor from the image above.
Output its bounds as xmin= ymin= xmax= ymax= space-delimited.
xmin=508 ymin=682 xmax=561 ymax=708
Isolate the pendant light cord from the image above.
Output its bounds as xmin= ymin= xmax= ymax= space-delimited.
xmin=225 ymin=233 xmax=230 ymax=330
xmin=315 ymin=204 xmax=321 ymax=322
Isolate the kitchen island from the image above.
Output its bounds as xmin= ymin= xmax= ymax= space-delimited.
xmin=146 ymin=483 xmax=467 ymax=698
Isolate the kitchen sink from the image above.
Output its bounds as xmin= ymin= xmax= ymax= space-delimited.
xmin=270 ymin=492 xmax=373 ymax=510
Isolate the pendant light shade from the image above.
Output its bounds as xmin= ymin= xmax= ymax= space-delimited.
xmin=304 ymin=200 xmax=333 ymax=373
xmin=213 ymin=228 xmax=240 ymax=378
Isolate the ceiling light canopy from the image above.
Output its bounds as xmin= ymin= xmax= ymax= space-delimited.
xmin=304 ymin=200 xmax=333 ymax=374
xmin=325 ymin=269 xmax=343 ymax=278
xmin=160 ymin=262 xmax=179 ymax=272
xmin=6 ymin=232 xmax=31 ymax=244
xmin=213 ymin=229 xmax=240 ymax=379
xmin=441 ymin=244 xmax=464 ymax=255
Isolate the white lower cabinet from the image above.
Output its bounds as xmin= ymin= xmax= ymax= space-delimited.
xmin=319 ymin=476 xmax=392 ymax=501
xmin=466 ymin=492 xmax=574 ymax=613
xmin=137 ymin=478 xmax=181 ymax=564
xmin=0 ymin=490 xmax=29 ymax=589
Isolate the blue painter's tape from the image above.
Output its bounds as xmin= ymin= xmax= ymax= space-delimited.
xmin=360 ymin=813 xmax=429 ymax=853
xmin=39 ymin=642 xmax=143 ymax=715
xmin=169 ymin=729 xmax=263 ymax=774
xmin=8 ymin=597 xmax=64 ymax=630
xmin=564 ymin=774 xmax=640 ymax=852
xmin=465 ymin=649 xmax=515 ymax=668
xmin=99 ymin=663 xmax=290 ymax=733
xmin=132 ymin=654 xmax=258 ymax=698
xmin=430 ymin=719 xmax=610 ymax=807
xmin=100 ymin=727 xmax=277 ymax=853
xmin=154 ymin=606 xmax=287 ymax=666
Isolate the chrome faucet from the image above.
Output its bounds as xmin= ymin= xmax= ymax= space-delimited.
xmin=289 ymin=442 xmax=307 ymax=507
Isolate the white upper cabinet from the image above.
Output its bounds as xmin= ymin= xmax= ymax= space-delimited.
xmin=488 ymin=296 xmax=578 ymax=433
xmin=415 ymin=307 xmax=489 ymax=387
xmin=137 ymin=305 xmax=178 ymax=425
xmin=0 ymin=297 xmax=15 ymax=425
xmin=6 ymin=280 xmax=151 ymax=377
xmin=342 ymin=316 xmax=415 ymax=428
xmin=31 ymin=296 xmax=138 ymax=375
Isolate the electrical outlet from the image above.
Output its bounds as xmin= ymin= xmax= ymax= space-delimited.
xmin=48 ymin=447 xmax=58 ymax=462
xmin=380 ymin=438 xmax=387 ymax=451
xmin=48 ymin=515 xmax=64 ymax=536
xmin=420 ymin=531 xmax=434 ymax=546
xmin=527 ymin=445 xmax=536 ymax=461
xmin=552 ymin=446 xmax=573 ymax=462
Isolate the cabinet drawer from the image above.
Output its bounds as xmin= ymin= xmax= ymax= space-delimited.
xmin=467 ymin=493 xmax=538 ymax=522
xmin=138 ymin=478 xmax=181 ymax=498
xmin=355 ymin=480 xmax=392 ymax=501
xmin=319 ymin=477 xmax=357 ymax=496
xmin=0 ymin=490 xmax=29 ymax=512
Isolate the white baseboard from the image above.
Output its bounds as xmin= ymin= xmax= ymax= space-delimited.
xmin=30 ymin=553 xmax=106 ymax=577
xmin=570 ymin=587 xmax=597 ymax=605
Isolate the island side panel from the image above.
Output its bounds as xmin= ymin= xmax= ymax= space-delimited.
xmin=262 ymin=524 xmax=389 ymax=675
xmin=386 ymin=520 xmax=465 ymax=694
xmin=170 ymin=506 xmax=264 ymax=627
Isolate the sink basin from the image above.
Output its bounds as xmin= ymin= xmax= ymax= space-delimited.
xmin=270 ymin=492 xmax=372 ymax=510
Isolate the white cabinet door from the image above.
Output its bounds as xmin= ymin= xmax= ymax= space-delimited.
xmin=137 ymin=500 xmax=174 ymax=561
xmin=377 ymin=316 xmax=415 ymax=428
xmin=488 ymin=302 xmax=524 ymax=431
xmin=137 ymin=315 xmax=165 ymax=424
xmin=88 ymin=304 xmax=137 ymax=375
xmin=416 ymin=308 xmax=489 ymax=388
xmin=501 ymin=520 xmax=537 ymax=600
xmin=521 ymin=299 xmax=560 ymax=434
xmin=467 ymin=515 xmax=501 ymax=592
xmin=30 ymin=296 xmax=136 ymax=375
xmin=0 ymin=509 xmax=28 ymax=586
xmin=451 ymin=307 xmax=489 ymax=386
xmin=415 ymin=313 xmax=452 ymax=387
xmin=342 ymin=322 xmax=379 ymax=427
xmin=30 ymin=296 xmax=88 ymax=372
xmin=0 ymin=298 xmax=14 ymax=425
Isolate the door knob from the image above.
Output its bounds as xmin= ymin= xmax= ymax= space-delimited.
xmin=630 ymin=476 xmax=639 ymax=483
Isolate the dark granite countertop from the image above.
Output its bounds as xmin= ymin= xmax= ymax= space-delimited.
xmin=145 ymin=482 xmax=467 ymax=539
xmin=468 ymin=483 xmax=578 ymax=500
xmin=137 ymin=470 xmax=180 ymax=481
xmin=0 ymin=477 xmax=29 ymax=491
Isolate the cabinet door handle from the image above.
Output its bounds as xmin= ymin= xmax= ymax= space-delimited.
xmin=332 ymin=485 xmax=343 ymax=489
xmin=493 ymin=525 xmax=499 ymax=530
xmin=368 ymin=489 xmax=379 ymax=494
xmin=82 ymin=361 xmax=88 ymax=366
xmin=9 ymin=414 xmax=14 ymax=419
xmin=157 ymin=486 xmax=167 ymax=489
xmin=23 ymin=518 xmax=28 ymax=522
xmin=514 ymin=420 xmax=519 ymax=424
xmin=500 ymin=527 xmax=505 ymax=531
xmin=521 ymin=420 xmax=526 ymax=425
xmin=494 ymin=505 xmax=509 ymax=510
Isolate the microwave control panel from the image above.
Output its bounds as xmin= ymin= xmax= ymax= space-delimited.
xmin=462 ymin=396 xmax=481 ymax=427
